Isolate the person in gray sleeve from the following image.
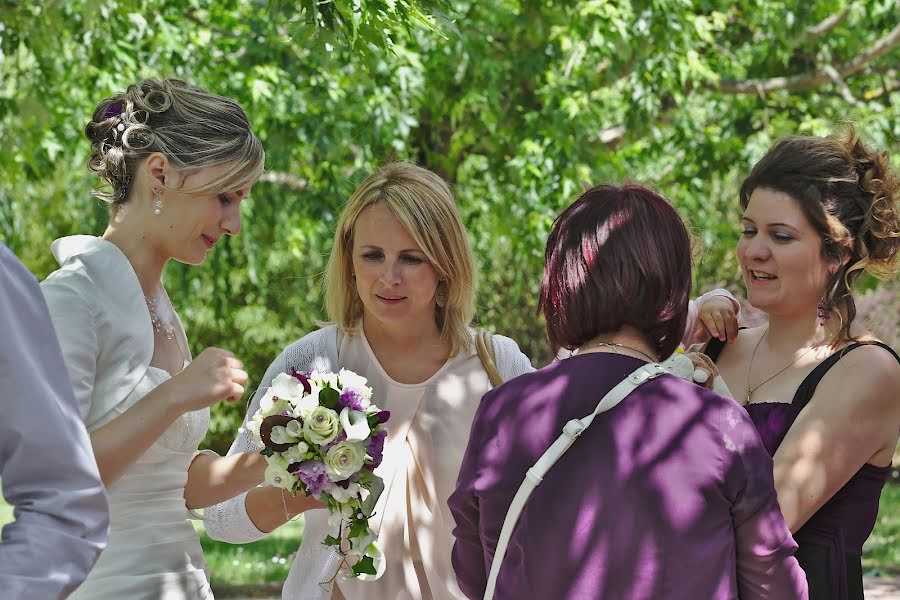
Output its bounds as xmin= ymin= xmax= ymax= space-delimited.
xmin=0 ymin=241 xmax=109 ymax=599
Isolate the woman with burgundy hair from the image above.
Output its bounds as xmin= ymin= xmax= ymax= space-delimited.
xmin=449 ymin=184 xmax=807 ymax=600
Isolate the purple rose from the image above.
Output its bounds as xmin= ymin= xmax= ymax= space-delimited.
xmin=290 ymin=460 xmax=332 ymax=497
xmin=375 ymin=410 xmax=390 ymax=424
xmin=368 ymin=430 xmax=387 ymax=469
xmin=338 ymin=389 xmax=365 ymax=411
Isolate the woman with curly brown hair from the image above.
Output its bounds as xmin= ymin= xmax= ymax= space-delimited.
xmin=704 ymin=125 xmax=900 ymax=600
xmin=41 ymin=78 xmax=267 ymax=599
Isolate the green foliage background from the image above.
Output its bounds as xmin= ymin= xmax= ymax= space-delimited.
xmin=2 ymin=0 xmax=898 ymax=452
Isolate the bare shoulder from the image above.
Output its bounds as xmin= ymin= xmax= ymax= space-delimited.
xmin=821 ymin=342 xmax=900 ymax=414
xmin=712 ymin=324 xmax=767 ymax=363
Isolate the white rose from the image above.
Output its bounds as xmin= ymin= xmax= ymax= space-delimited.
xmin=303 ymin=406 xmax=340 ymax=445
xmin=340 ymin=407 xmax=371 ymax=441
xmin=291 ymin=393 xmax=319 ymax=419
xmin=325 ymin=441 xmax=366 ymax=481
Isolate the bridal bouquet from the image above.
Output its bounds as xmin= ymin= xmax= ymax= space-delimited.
xmin=246 ymin=368 xmax=390 ymax=579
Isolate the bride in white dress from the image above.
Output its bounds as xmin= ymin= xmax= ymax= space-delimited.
xmin=40 ymin=78 xmax=267 ymax=599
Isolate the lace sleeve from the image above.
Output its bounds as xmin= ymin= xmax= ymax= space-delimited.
xmin=201 ymin=350 xmax=290 ymax=543
xmin=493 ymin=334 xmax=535 ymax=381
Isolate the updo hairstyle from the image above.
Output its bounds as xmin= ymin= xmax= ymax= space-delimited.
xmin=739 ymin=124 xmax=899 ymax=343
xmin=84 ymin=78 xmax=264 ymax=209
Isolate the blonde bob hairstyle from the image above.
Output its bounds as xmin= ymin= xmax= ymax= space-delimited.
xmin=324 ymin=162 xmax=477 ymax=356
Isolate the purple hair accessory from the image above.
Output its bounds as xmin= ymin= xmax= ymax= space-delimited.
xmin=102 ymin=101 xmax=125 ymax=120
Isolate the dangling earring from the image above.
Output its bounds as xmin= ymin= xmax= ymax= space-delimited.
xmin=435 ymin=281 xmax=447 ymax=308
xmin=153 ymin=190 xmax=163 ymax=215
xmin=817 ymin=296 xmax=831 ymax=326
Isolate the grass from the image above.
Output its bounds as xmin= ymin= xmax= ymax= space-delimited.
xmin=863 ymin=481 xmax=900 ymax=575
xmin=195 ymin=517 xmax=304 ymax=589
xmin=2 ymin=483 xmax=899 ymax=585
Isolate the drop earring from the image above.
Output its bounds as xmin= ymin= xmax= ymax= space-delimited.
xmin=153 ymin=190 xmax=163 ymax=215
xmin=435 ymin=281 xmax=447 ymax=308
xmin=817 ymin=296 xmax=831 ymax=326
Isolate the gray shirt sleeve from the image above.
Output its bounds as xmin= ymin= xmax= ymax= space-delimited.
xmin=0 ymin=242 xmax=109 ymax=599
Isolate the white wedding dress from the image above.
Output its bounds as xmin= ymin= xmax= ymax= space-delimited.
xmin=70 ymin=366 xmax=214 ymax=600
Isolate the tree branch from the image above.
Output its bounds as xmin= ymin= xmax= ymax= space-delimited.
xmin=715 ymin=21 xmax=900 ymax=94
xmin=822 ymin=63 xmax=865 ymax=107
xmin=799 ymin=4 xmax=854 ymax=45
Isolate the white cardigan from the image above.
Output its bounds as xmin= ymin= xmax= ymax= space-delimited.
xmin=203 ymin=325 xmax=534 ymax=599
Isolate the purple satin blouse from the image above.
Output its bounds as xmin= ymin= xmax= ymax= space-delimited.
xmin=450 ymin=353 xmax=808 ymax=600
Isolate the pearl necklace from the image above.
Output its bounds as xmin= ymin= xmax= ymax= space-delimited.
xmin=145 ymin=294 xmax=176 ymax=340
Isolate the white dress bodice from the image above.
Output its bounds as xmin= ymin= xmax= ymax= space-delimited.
xmin=70 ymin=367 xmax=213 ymax=600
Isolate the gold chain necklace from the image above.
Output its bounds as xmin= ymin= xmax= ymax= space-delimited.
xmin=574 ymin=341 xmax=657 ymax=363
xmin=745 ymin=328 xmax=817 ymax=405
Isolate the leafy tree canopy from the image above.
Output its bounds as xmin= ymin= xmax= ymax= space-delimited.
xmin=2 ymin=0 xmax=897 ymax=449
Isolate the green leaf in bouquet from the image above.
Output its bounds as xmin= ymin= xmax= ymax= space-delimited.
xmin=356 ymin=469 xmax=373 ymax=486
xmin=322 ymin=534 xmax=341 ymax=547
xmin=360 ymin=474 xmax=385 ymax=518
xmin=319 ymin=386 xmax=339 ymax=409
xmin=260 ymin=447 xmax=275 ymax=457
xmin=352 ymin=556 xmax=377 ymax=576
xmin=349 ymin=518 xmax=370 ymax=540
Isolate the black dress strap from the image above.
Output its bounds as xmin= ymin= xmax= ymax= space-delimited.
xmin=704 ymin=337 xmax=726 ymax=363
xmin=791 ymin=341 xmax=900 ymax=410
xmin=702 ymin=327 xmax=748 ymax=363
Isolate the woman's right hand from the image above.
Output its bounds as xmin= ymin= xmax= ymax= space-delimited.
xmin=166 ymin=348 xmax=248 ymax=414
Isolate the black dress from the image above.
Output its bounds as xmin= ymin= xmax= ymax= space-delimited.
xmin=706 ymin=339 xmax=899 ymax=600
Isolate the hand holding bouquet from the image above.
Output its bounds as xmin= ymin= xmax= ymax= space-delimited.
xmin=246 ymin=368 xmax=390 ymax=579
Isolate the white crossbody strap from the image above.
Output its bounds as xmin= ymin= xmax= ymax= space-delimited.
xmin=483 ymin=362 xmax=667 ymax=600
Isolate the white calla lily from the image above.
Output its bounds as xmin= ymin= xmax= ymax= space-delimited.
xmin=340 ymin=407 xmax=371 ymax=441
